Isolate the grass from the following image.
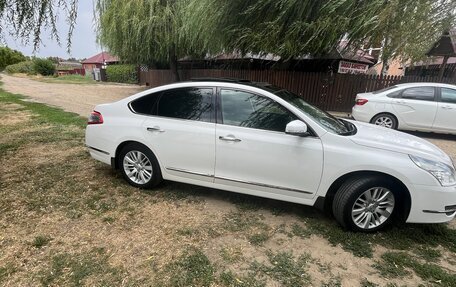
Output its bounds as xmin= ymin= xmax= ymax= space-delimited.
xmin=39 ymin=248 xmax=126 ymax=286
xmin=31 ymin=235 xmax=52 ymax=249
xmin=160 ymin=247 xmax=214 ymax=287
xmin=376 ymin=252 xmax=456 ymax=287
xmin=34 ymin=74 xmax=98 ymax=85
xmin=250 ymin=251 xmax=311 ymax=287
xmin=219 ymin=271 xmax=265 ymax=287
xmin=1 ymin=84 xmax=456 ymax=286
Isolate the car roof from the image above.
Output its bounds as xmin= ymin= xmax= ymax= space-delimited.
xmin=395 ymin=82 xmax=456 ymax=88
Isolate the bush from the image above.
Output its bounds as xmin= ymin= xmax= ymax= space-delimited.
xmin=33 ymin=58 xmax=56 ymax=76
xmin=4 ymin=61 xmax=36 ymax=75
xmin=0 ymin=47 xmax=27 ymax=71
xmin=106 ymin=64 xmax=138 ymax=84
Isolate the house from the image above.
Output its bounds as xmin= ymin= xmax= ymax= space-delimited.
xmin=178 ymin=47 xmax=375 ymax=74
xmin=82 ymin=52 xmax=119 ymax=73
xmin=405 ymin=29 xmax=456 ymax=79
xmin=56 ymin=61 xmax=85 ymax=76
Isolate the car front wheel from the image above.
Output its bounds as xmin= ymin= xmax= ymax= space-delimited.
xmin=332 ymin=176 xmax=398 ymax=232
xmin=118 ymin=143 xmax=162 ymax=188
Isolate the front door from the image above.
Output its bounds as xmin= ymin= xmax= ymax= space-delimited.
xmin=392 ymin=86 xmax=438 ymax=129
xmin=214 ymin=89 xmax=324 ymax=199
xmin=433 ymin=87 xmax=456 ymax=133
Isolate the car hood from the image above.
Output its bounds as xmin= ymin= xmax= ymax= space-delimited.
xmin=349 ymin=121 xmax=453 ymax=165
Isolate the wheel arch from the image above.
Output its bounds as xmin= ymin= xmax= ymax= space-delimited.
xmin=113 ymin=140 xmax=155 ymax=170
xmin=319 ymin=170 xmax=411 ymax=222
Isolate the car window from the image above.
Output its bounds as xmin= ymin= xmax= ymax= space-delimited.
xmin=401 ymin=87 xmax=435 ymax=101
xmin=220 ymin=89 xmax=297 ymax=132
xmin=157 ymin=88 xmax=213 ymax=122
xmin=387 ymin=90 xmax=402 ymax=98
xmin=130 ymin=92 xmax=160 ymax=115
xmin=440 ymin=88 xmax=456 ymax=104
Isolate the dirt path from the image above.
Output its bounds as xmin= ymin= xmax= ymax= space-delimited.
xmin=1 ymin=74 xmax=145 ymax=116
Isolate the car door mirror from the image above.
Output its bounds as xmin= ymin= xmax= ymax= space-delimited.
xmin=285 ymin=120 xmax=309 ymax=136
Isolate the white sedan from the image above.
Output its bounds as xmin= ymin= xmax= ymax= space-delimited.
xmin=352 ymin=82 xmax=456 ymax=134
xmin=85 ymin=80 xmax=456 ymax=232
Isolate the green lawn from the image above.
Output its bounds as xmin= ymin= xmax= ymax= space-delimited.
xmin=0 ymin=86 xmax=455 ymax=286
xmin=35 ymin=74 xmax=98 ymax=84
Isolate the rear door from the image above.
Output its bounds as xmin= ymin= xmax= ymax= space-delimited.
xmin=433 ymin=87 xmax=456 ymax=132
xmin=391 ymin=86 xmax=438 ymax=129
xmin=139 ymin=87 xmax=216 ymax=182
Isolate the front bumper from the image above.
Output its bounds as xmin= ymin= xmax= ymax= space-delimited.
xmin=407 ymin=184 xmax=456 ymax=223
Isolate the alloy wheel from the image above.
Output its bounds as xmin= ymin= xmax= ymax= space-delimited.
xmin=374 ymin=116 xmax=394 ymax=128
xmin=123 ymin=150 xmax=153 ymax=185
xmin=351 ymin=187 xmax=395 ymax=230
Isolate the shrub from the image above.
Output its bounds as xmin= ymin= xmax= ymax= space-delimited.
xmin=106 ymin=64 xmax=138 ymax=84
xmin=4 ymin=61 xmax=35 ymax=75
xmin=0 ymin=47 xmax=27 ymax=71
xmin=33 ymin=58 xmax=56 ymax=76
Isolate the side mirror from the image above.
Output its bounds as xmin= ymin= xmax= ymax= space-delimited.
xmin=285 ymin=120 xmax=309 ymax=137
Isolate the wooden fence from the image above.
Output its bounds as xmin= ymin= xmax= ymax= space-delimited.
xmin=139 ymin=69 xmax=456 ymax=112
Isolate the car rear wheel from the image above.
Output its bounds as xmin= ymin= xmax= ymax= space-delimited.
xmin=371 ymin=113 xmax=397 ymax=129
xmin=332 ymin=176 xmax=398 ymax=232
xmin=118 ymin=143 xmax=162 ymax=188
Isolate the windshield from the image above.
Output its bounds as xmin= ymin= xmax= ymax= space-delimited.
xmin=273 ymin=89 xmax=354 ymax=135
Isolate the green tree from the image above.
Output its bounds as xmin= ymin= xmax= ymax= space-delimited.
xmin=95 ymin=0 xmax=190 ymax=80
xmin=367 ymin=0 xmax=456 ymax=75
xmin=0 ymin=46 xmax=27 ymax=70
xmin=184 ymin=0 xmax=455 ymax=68
xmin=0 ymin=0 xmax=78 ymax=51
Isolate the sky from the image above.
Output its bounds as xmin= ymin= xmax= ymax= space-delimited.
xmin=4 ymin=1 xmax=100 ymax=60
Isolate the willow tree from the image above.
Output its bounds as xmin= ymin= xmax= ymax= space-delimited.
xmin=183 ymin=0 xmax=384 ymax=59
xmin=95 ymin=0 xmax=189 ymax=80
xmin=184 ymin=0 xmax=455 ymax=66
xmin=367 ymin=0 xmax=456 ymax=75
xmin=0 ymin=0 xmax=78 ymax=52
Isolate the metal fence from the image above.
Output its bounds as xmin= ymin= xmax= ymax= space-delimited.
xmin=139 ymin=69 xmax=456 ymax=112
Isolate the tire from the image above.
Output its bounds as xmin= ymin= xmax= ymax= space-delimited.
xmin=118 ymin=142 xmax=162 ymax=188
xmin=371 ymin=113 xmax=398 ymax=129
xmin=332 ymin=175 xmax=399 ymax=232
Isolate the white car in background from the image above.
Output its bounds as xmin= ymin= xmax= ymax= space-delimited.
xmin=86 ymin=80 xmax=456 ymax=232
xmin=352 ymin=83 xmax=456 ymax=134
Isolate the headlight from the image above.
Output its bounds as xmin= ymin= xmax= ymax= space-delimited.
xmin=410 ymin=155 xmax=456 ymax=186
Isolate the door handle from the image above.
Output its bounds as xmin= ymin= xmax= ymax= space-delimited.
xmin=219 ymin=136 xmax=241 ymax=142
xmin=441 ymin=106 xmax=453 ymax=109
xmin=147 ymin=126 xmax=165 ymax=132
xmin=394 ymin=100 xmax=405 ymax=104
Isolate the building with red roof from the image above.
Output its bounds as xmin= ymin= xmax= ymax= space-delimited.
xmin=82 ymin=52 xmax=119 ymax=73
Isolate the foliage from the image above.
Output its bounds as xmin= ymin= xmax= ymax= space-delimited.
xmin=368 ymin=0 xmax=456 ymax=73
xmin=33 ymin=58 xmax=56 ymax=76
xmin=4 ymin=61 xmax=35 ymax=75
xmin=0 ymin=47 xmax=27 ymax=71
xmin=0 ymin=0 xmax=78 ymax=52
xmin=106 ymin=64 xmax=138 ymax=84
xmin=184 ymin=0 xmax=456 ymax=62
xmin=95 ymin=0 xmax=188 ymax=79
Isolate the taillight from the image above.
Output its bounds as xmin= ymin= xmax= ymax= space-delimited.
xmin=356 ymin=99 xmax=369 ymax=105
xmin=88 ymin=111 xmax=103 ymax=125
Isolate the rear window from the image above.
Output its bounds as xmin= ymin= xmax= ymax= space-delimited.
xmin=130 ymin=92 xmax=160 ymax=115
